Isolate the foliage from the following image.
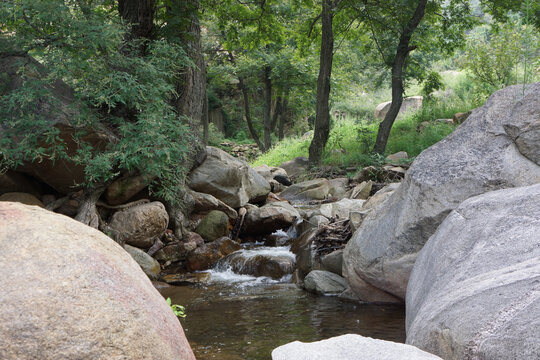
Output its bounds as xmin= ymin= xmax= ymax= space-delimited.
xmin=0 ymin=0 xmax=196 ymax=203
xmin=166 ymin=297 xmax=186 ymax=318
xmin=422 ymin=71 xmax=445 ymax=98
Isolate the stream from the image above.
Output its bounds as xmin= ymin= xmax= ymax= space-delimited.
xmin=159 ymin=243 xmax=405 ymax=360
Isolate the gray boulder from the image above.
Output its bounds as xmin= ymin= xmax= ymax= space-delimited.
xmin=124 ymin=245 xmax=161 ymax=280
xmin=194 ymin=210 xmax=230 ymax=242
xmin=243 ymin=201 xmax=300 ymax=235
xmin=374 ymin=96 xmax=423 ymax=120
xmin=272 ymin=334 xmax=442 ymax=360
xmin=406 ymin=184 xmax=540 ymax=360
xmin=281 ymin=178 xmax=330 ymax=202
xmin=304 ymin=270 xmax=348 ymax=295
xmin=343 ymin=83 xmax=540 ymax=303
xmin=279 ymin=156 xmax=309 ymax=178
xmin=320 ymin=249 xmax=344 ymax=276
xmin=188 ymin=146 xmax=270 ymax=208
xmin=0 ymin=202 xmax=195 ymax=360
xmin=108 ymin=201 xmax=169 ymax=249
xmin=319 ymin=198 xmax=365 ymax=219
xmin=190 ymin=190 xmax=238 ymax=219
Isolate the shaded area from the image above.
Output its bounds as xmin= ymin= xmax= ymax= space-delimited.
xmin=160 ymin=283 xmax=405 ymax=360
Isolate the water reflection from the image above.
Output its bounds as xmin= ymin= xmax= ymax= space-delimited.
xmin=160 ymin=282 xmax=405 ymax=360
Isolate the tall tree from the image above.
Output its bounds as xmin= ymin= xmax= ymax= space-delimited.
xmin=308 ymin=0 xmax=338 ymax=165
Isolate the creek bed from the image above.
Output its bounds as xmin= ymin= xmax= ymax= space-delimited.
xmin=160 ymin=270 xmax=405 ymax=360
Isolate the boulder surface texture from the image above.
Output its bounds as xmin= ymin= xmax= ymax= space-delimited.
xmin=188 ymin=146 xmax=270 ymax=208
xmin=343 ymin=83 xmax=540 ymax=303
xmin=406 ymin=184 xmax=540 ymax=360
xmin=272 ymin=334 xmax=442 ymax=360
xmin=0 ymin=202 xmax=195 ymax=360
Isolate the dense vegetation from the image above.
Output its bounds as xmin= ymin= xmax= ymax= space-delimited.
xmin=0 ymin=0 xmax=538 ymax=213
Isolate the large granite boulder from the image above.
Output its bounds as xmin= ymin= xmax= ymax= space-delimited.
xmin=374 ymin=96 xmax=423 ymax=120
xmin=194 ymin=210 xmax=230 ymax=242
xmin=0 ymin=202 xmax=195 ymax=360
xmin=272 ymin=334 xmax=442 ymax=360
xmin=188 ymin=146 xmax=270 ymax=208
xmin=0 ymin=192 xmax=44 ymax=207
xmin=108 ymin=201 xmax=169 ymax=249
xmin=190 ymin=190 xmax=237 ymax=219
xmin=243 ymin=201 xmax=301 ymax=235
xmin=406 ymin=184 xmax=540 ymax=360
xmin=343 ymin=83 xmax=540 ymax=303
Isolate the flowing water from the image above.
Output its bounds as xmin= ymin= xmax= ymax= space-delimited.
xmin=159 ymin=244 xmax=405 ymax=360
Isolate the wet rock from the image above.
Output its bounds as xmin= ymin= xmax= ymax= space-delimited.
xmin=320 ymin=249 xmax=344 ymax=276
xmin=161 ymin=272 xmax=210 ymax=285
xmin=374 ymin=96 xmax=423 ymax=120
xmin=350 ymin=181 xmax=372 ymax=200
xmin=406 ymin=184 xmax=540 ymax=360
xmin=188 ymin=146 xmax=270 ymax=208
xmin=280 ymin=178 xmax=330 ymax=202
xmin=153 ymin=241 xmax=197 ymax=263
xmin=105 ymin=175 xmax=152 ymax=206
xmin=124 ymin=245 xmax=161 ymax=280
xmin=0 ymin=202 xmax=195 ymax=360
xmin=272 ymin=334 xmax=442 ymax=360
xmin=216 ymin=249 xmax=295 ymax=279
xmin=343 ymin=83 xmax=540 ymax=304
xmin=304 ymin=270 xmax=348 ymax=295
xmin=108 ymin=201 xmax=168 ymax=249
xmin=190 ymin=190 xmax=238 ymax=219
xmin=293 ymin=229 xmax=317 ymax=278
xmin=0 ymin=192 xmax=44 ymax=207
xmin=195 ymin=210 xmax=230 ymax=242
xmin=186 ymin=237 xmax=241 ymax=271
xmin=243 ymin=202 xmax=300 ymax=235
xmin=279 ymin=157 xmax=309 ymax=178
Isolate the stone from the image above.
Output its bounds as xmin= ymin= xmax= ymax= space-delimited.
xmin=186 ymin=237 xmax=241 ymax=271
xmin=280 ymin=178 xmax=330 ymax=202
xmin=0 ymin=202 xmax=195 ymax=360
xmin=329 ymin=177 xmax=350 ymax=199
xmin=362 ymin=182 xmax=400 ymax=212
xmin=279 ymin=156 xmax=309 ymax=178
xmin=0 ymin=192 xmax=44 ymax=207
xmin=352 ymin=166 xmax=377 ymax=182
xmin=269 ymin=179 xmax=287 ymax=193
xmin=452 ymin=110 xmax=472 ymax=124
xmin=194 ymin=210 xmax=230 ymax=242
xmin=105 ymin=175 xmax=152 ymax=206
xmin=1 ymin=55 xmax=117 ymax=194
xmin=253 ymin=164 xmax=273 ymax=181
xmin=417 ymin=121 xmax=431 ymax=132
xmin=406 ymin=184 xmax=540 ymax=360
xmin=434 ymin=118 xmax=453 ymax=125
xmin=0 ymin=171 xmax=41 ymax=197
xmin=386 ymin=151 xmax=408 ymax=164
xmin=320 ymin=249 xmax=344 ymax=276
xmin=215 ymin=249 xmax=295 ymax=279
xmin=108 ymin=201 xmax=169 ymax=249
xmin=243 ymin=201 xmax=300 ymax=235
xmin=319 ymin=198 xmax=365 ymax=220
xmin=350 ymin=181 xmax=372 ymax=200
xmin=161 ymin=272 xmax=210 ymax=285
xmin=304 ymin=270 xmax=348 ymax=295
xmin=153 ymin=241 xmax=197 ymax=263
xmin=292 ymin=229 xmax=317 ymax=278
xmin=165 ymin=189 xmax=194 ymax=240
xmin=188 ymin=146 xmax=270 ymax=208
xmin=343 ymin=83 xmax=540 ymax=304
xmin=124 ymin=245 xmax=161 ymax=280
xmin=272 ymin=334 xmax=442 ymax=360
xmin=298 ymin=214 xmax=330 ymax=235
xmin=374 ymin=96 xmax=423 ymax=120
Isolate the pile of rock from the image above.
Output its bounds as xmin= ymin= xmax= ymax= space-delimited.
xmin=219 ymin=141 xmax=262 ymax=161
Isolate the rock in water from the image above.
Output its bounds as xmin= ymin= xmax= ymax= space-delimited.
xmin=0 ymin=202 xmax=195 ymax=360
xmin=304 ymin=270 xmax=348 ymax=295
xmin=188 ymin=146 xmax=270 ymax=208
xmin=343 ymin=83 xmax=540 ymax=303
xmin=406 ymin=184 xmax=540 ymax=360
xmin=272 ymin=334 xmax=442 ymax=360
xmin=124 ymin=244 xmax=161 ymax=280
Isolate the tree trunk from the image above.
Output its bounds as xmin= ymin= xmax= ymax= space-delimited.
xmin=279 ymin=91 xmax=289 ymax=140
xmin=263 ymin=66 xmax=272 ymax=152
xmin=372 ymin=0 xmax=428 ymax=154
xmin=203 ymin=84 xmax=209 ymax=145
xmin=239 ymin=78 xmax=265 ymax=151
xmin=75 ymin=186 xmax=106 ymax=229
xmin=271 ymin=95 xmax=282 ymax=132
xmin=308 ymin=0 xmax=335 ymax=165
xmin=118 ymin=0 xmax=155 ymax=54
